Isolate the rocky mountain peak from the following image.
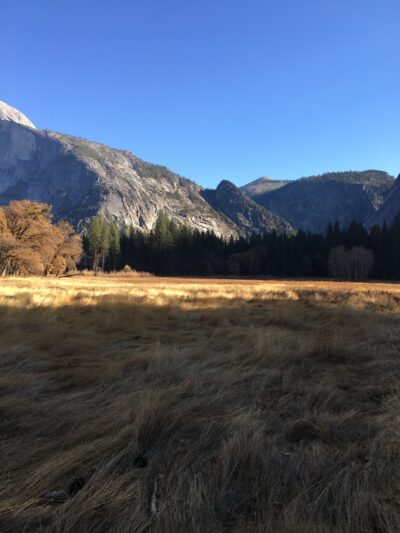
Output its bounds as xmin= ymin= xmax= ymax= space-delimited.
xmin=216 ymin=180 xmax=240 ymax=193
xmin=201 ymin=180 xmax=294 ymax=235
xmin=0 ymin=100 xmax=36 ymax=129
xmin=217 ymin=179 xmax=235 ymax=188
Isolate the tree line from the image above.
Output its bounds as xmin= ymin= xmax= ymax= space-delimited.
xmin=85 ymin=210 xmax=400 ymax=281
xmin=84 ymin=216 xmax=120 ymax=273
xmin=3 ymin=201 xmax=400 ymax=280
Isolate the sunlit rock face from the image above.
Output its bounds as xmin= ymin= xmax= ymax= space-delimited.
xmin=0 ymin=101 xmax=293 ymax=236
xmin=0 ymin=100 xmax=36 ymax=129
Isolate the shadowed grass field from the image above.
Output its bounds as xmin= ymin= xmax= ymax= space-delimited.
xmin=1 ymin=276 xmax=400 ymax=532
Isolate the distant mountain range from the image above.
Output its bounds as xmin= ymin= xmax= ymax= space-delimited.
xmin=242 ymin=171 xmax=395 ymax=233
xmin=0 ymin=100 xmax=399 ymax=236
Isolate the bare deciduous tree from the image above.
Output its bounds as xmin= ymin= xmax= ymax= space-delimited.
xmin=329 ymin=245 xmax=374 ymax=281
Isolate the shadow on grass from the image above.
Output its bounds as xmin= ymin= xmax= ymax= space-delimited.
xmin=1 ymin=293 xmax=400 ymax=532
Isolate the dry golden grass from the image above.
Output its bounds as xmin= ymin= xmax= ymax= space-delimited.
xmin=1 ymin=276 xmax=400 ymax=532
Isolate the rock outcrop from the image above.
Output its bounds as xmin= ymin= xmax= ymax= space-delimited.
xmin=201 ymin=180 xmax=294 ymax=235
xmin=365 ymin=175 xmax=400 ymax=228
xmin=0 ymin=100 xmax=36 ymax=129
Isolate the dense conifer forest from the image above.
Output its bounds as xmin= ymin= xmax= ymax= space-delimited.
xmin=85 ymin=211 xmax=400 ymax=280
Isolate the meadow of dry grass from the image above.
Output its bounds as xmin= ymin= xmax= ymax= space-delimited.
xmin=2 ymin=275 xmax=400 ymax=532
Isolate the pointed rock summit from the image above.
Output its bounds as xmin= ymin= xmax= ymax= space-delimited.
xmin=0 ymin=100 xmax=36 ymax=129
xmin=201 ymin=180 xmax=294 ymax=235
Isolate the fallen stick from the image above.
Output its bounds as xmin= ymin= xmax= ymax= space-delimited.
xmin=150 ymin=479 xmax=158 ymax=514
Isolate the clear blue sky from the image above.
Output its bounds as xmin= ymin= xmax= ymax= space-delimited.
xmin=1 ymin=0 xmax=399 ymax=187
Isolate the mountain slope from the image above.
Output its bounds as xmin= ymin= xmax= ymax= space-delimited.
xmin=365 ymin=175 xmax=400 ymax=228
xmin=240 ymin=176 xmax=290 ymax=197
xmin=247 ymin=171 xmax=394 ymax=233
xmin=0 ymin=120 xmax=238 ymax=236
xmin=0 ymin=101 xmax=295 ymax=237
xmin=201 ymin=180 xmax=294 ymax=235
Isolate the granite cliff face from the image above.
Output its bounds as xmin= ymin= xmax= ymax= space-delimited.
xmin=365 ymin=175 xmax=400 ymax=228
xmin=0 ymin=101 xmax=291 ymax=237
xmin=202 ymin=180 xmax=294 ymax=235
xmin=246 ymin=171 xmax=394 ymax=233
xmin=0 ymin=100 xmax=36 ymax=129
xmin=0 ymin=120 xmax=234 ymax=236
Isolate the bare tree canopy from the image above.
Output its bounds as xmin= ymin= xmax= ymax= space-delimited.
xmin=0 ymin=200 xmax=82 ymax=276
xmin=329 ymin=245 xmax=374 ymax=281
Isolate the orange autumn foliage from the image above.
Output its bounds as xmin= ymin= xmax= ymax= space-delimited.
xmin=0 ymin=200 xmax=82 ymax=275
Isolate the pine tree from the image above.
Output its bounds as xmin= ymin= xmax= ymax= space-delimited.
xmin=87 ymin=216 xmax=103 ymax=272
xmin=154 ymin=210 xmax=172 ymax=248
xmin=100 ymin=220 xmax=110 ymax=272
xmin=109 ymin=223 xmax=121 ymax=270
xmin=87 ymin=216 xmax=112 ymax=272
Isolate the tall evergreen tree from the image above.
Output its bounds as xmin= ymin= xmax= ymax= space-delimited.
xmin=109 ymin=223 xmax=121 ymax=270
xmin=87 ymin=216 xmax=112 ymax=272
xmin=87 ymin=216 xmax=103 ymax=272
xmin=154 ymin=210 xmax=172 ymax=248
xmin=100 ymin=220 xmax=110 ymax=271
